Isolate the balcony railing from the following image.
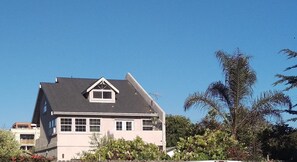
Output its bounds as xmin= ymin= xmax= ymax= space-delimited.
xmin=20 ymin=139 xmax=35 ymax=145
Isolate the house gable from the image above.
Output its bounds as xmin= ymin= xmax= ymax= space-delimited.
xmin=83 ymin=77 xmax=120 ymax=103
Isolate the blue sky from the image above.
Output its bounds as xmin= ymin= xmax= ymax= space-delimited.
xmin=1 ymin=1 xmax=297 ymax=129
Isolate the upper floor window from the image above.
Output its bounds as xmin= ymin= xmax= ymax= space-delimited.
xmin=143 ymin=119 xmax=153 ymax=131
xmin=49 ymin=119 xmax=57 ymax=135
xmin=90 ymin=119 xmax=100 ymax=132
xmin=89 ymin=89 xmax=115 ymax=103
xmin=43 ymin=101 xmax=47 ymax=114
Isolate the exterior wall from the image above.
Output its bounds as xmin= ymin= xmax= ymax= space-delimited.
xmin=35 ymin=95 xmax=58 ymax=154
xmin=54 ymin=117 xmax=163 ymax=161
xmin=101 ymin=118 xmax=163 ymax=146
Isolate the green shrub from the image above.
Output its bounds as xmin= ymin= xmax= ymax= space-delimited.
xmin=81 ymin=135 xmax=169 ymax=161
xmin=173 ymin=129 xmax=248 ymax=160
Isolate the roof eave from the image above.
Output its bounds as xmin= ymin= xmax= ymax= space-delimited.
xmin=52 ymin=111 xmax=158 ymax=117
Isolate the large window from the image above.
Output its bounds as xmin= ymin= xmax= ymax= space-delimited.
xmin=61 ymin=118 xmax=72 ymax=132
xmin=116 ymin=120 xmax=133 ymax=131
xmin=143 ymin=119 xmax=153 ymax=131
xmin=75 ymin=119 xmax=86 ymax=132
xmin=90 ymin=119 xmax=100 ymax=132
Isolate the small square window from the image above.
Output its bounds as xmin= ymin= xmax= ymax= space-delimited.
xmin=75 ymin=119 xmax=86 ymax=132
xmin=90 ymin=119 xmax=100 ymax=132
xmin=143 ymin=120 xmax=153 ymax=131
xmin=93 ymin=91 xmax=102 ymax=98
xmin=103 ymin=92 xmax=112 ymax=99
xmin=61 ymin=118 xmax=72 ymax=132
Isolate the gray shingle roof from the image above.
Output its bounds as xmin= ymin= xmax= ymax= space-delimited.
xmin=41 ymin=77 xmax=156 ymax=114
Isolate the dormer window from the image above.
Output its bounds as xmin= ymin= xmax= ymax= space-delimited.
xmin=84 ymin=77 xmax=119 ymax=103
xmin=90 ymin=89 xmax=115 ymax=103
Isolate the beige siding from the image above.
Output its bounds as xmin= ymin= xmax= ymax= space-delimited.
xmin=54 ymin=117 xmax=162 ymax=160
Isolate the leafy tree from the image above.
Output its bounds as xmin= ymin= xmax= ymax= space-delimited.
xmin=166 ymin=115 xmax=193 ymax=147
xmin=0 ymin=129 xmax=21 ymax=158
xmin=81 ymin=135 xmax=168 ymax=161
xmin=259 ymin=124 xmax=297 ymax=161
xmin=184 ymin=49 xmax=291 ymax=139
xmin=190 ymin=110 xmax=223 ymax=136
xmin=173 ymin=129 xmax=248 ymax=161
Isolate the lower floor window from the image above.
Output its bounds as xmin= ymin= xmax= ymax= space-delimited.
xmin=90 ymin=119 xmax=100 ymax=132
xmin=75 ymin=119 xmax=86 ymax=132
xmin=143 ymin=119 xmax=153 ymax=131
xmin=61 ymin=118 xmax=72 ymax=132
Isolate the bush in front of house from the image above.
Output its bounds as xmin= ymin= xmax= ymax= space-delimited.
xmin=81 ymin=136 xmax=169 ymax=161
xmin=173 ymin=129 xmax=249 ymax=161
xmin=0 ymin=154 xmax=55 ymax=162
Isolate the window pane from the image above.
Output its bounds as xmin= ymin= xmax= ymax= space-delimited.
xmin=143 ymin=120 xmax=152 ymax=125
xmin=61 ymin=125 xmax=71 ymax=132
xmin=20 ymin=134 xmax=34 ymax=139
xmin=143 ymin=120 xmax=153 ymax=131
xmin=75 ymin=119 xmax=86 ymax=125
xmin=143 ymin=126 xmax=153 ymax=131
xmin=103 ymin=92 xmax=112 ymax=99
xmin=75 ymin=126 xmax=86 ymax=132
xmin=90 ymin=119 xmax=100 ymax=132
xmin=90 ymin=119 xmax=100 ymax=125
xmin=126 ymin=122 xmax=132 ymax=131
xmin=116 ymin=122 xmax=122 ymax=130
xmin=61 ymin=118 xmax=72 ymax=132
xmin=61 ymin=118 xmax=72 ymax=124
xmin=75 ymin=119 xmax=86 ymax=132
xmin=43 ymin=101 xmax=47 ymax=113
xmin=93 ymin=91 xmax=102 ymax=98
xmin=90 ymin=126 xmax=100 ymax=132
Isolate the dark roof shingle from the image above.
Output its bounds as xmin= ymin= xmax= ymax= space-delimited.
xmin=41 ymin=77 xmax=155 ymax=114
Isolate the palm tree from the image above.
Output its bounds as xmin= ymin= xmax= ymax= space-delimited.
xmin=184 ymin=49 xmax=291 ymax=138
xmin=274 ymin=49 xmax=297 ymax=91
xmin=274 ymin=49 xmax=297 ymax=118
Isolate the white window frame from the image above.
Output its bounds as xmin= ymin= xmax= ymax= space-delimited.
xmin=89 ymin=89 xmax=115 ymax=103
xmin=89 ymin=118 xmax=101 ymax=132
xmin=60 ymin=118 xmax=72 ymax=132
xmin=115 ymin=120 xmax=134 ymax=131
xmin=75 ymin=118 xmax=87 ymax=132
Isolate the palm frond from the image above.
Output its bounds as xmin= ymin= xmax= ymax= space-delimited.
xmin=274 ymin=74 xmax=297 ymax=91
xmin=286 ymin=117 xmax=297 ymax=122
xmin=206 ymin=81 xmax=231 ymax=106
xmin=285 ymin=65 xmax=297 ymax=71
xmin=247 ymin=91 xmax=291 ymax=123
xmin=184 ymin=91 xmax=230 ymax=124
xmin=279 ymin=49 xmax=297 ymax=59
xmin=224 ymin=52 xmax=256 ymax=109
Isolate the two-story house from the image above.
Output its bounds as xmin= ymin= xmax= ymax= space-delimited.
xmin=32 ymin=73 xmax=166 ymax=161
